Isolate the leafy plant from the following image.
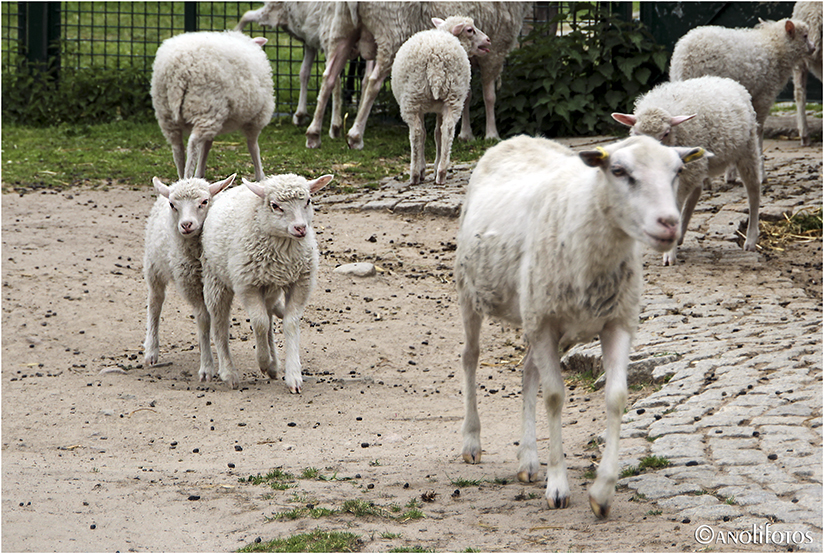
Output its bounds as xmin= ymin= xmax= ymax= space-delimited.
xmin=238 ymin=529 xmax=360 ymax=553
xmin=489 ymin=3 xmax=668 ymax=138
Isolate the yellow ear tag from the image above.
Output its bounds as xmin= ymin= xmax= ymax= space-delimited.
xmin=683 ymin=147 xmax=705 ymax=163
xmin=595 ymin=146 xmax=609 ymax=160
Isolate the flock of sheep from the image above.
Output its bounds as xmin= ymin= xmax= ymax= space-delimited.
xmin=143 ymin=2 xmax=822 ymax=518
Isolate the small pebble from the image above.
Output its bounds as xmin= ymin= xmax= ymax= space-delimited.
xmin=90 ymin=524 xmax=96 ymax=530
xmin=255 ymin=537 xmax=262 ymax=544
xmin=361 ymin=442 xmax=369 ymax=448
xmin=234 ymin=445 xmax=243 ymax=452
xmin=187 ymin=495 xmax=200 ymax=501
xmin=228 ymin=463 xmax=235 ymax=468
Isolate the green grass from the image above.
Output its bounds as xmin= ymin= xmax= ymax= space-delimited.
xmin=450 ymin=477 xmax=482 ymax=488
xmin=238 ymin=529 xmax=361 ymax=553
xmin=639 ymin=455 xmax=671 ymax=470
xmin=1 ymin=118 xmax=494 ymax=194
xmin=239 ymin=468 xmax=295 ymax=490
xmin=389 ymin=547 xmax=433 ymax=553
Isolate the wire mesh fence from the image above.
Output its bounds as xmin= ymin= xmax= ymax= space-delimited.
xmin=2 ymin=1 xmax=605 ymax=118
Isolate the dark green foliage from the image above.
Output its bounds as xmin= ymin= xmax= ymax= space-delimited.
xmin=2 ymin=57 xmax=153 ymax=127
xmin=485 ymin=4 xmax=668 ymax=138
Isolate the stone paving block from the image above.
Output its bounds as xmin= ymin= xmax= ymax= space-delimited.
xmin=711 ymin=447 xmax=767 ymax=466
xmin=650 ymin=434 xmax=705 ymax=459
xmin=619 ymin=473 xmax=703 ymax=500
xmin=676 ymin=503 xmax=742 ymax=522
xmin=658 ymin=493 xmax=719 ymax=511
xmin=703 ymin=426 xmax=757 ymax=439
xmin=763 ymin=403 xmax=815 ymax=417
xmin=647 ymin=421 xmax=698 ymax=437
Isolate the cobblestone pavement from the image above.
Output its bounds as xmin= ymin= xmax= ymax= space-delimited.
xmin=326 ymin=136 xmax=823 ymax=551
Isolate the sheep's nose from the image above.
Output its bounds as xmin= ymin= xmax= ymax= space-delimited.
xmin=180 ymin=221 xmax=193 ymax=231
xmin=291 ymin=225 xmax=307 ymax=238
xmin=658 ymin=216 xmax=679 ymax=238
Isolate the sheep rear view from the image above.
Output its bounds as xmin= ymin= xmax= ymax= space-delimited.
xmin=143 ymin=174 xmax=235 ymax=381
xmin=392 ymin=16 xmax=491 ymax=185
xmin=792 ymin=1 xmax=823 ymax=146
xmin=455 ymin=135 xmax=706 ymax=517
xmin=151 ymin=31 xmax=275 ymax=180
xmin=201 ymin=173 xmax=333 ymax=392
xmin=612 ymin=75 xmax=759 ymax=264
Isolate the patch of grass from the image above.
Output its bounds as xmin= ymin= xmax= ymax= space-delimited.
xmin=341 ymin=499 xmax=386 ymax=518
xmin=380 ymin=532 xmax=402 ymax=540
xmin=756 ymin=206 xmax=823 ymax=251
xmin=645 ymin=435 xmax=661 ymax=443
xmin=239 ymin=468 xmax=296 ymax=490
xmin=646 ymin=509 xmax=662 ymax=516
xmin=1 ymin=118 xmax=491 ymax=194
xmin=725 ymin=496 xmax=737 ymax=505
xmin=238 ymin=529 xmax=360 ymax=553
xmin=451 ymin=477 xmax=482 ymax=488
xmin=267 ymin=506 xmax=335 ymax=521
xmin=582 ymin=468 xmax=597 ymax=480
xmin=639 ymin=456 xmax=671 ymax=470
xmin=389 ymin=547 xmax=433 ymax=553
xmin=368 ymin=459 xmax=381 ymax=467
xmin=300 ymin=467 xmax=320 ymax=480
xmin=619 ymin=466 xmax=640 ymax=479
xmin=629 ymin=492 xmax=647 ymax=502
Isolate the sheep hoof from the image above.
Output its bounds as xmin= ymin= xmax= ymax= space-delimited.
xmin=293 ymin=113 xmax=309 ymax=127
xmin=306 ymin=132 xmax=321 ymax=149
xmin=329 ymin=125 xmax=342 ymax=139
xmin=517 ymin=470 xmax=536 ymax=483
xmin=546 ymin=492 xmax=570 ymax=510
xmin=222 ymin=372 xmax=239 ymax=390
xmin=458 ymin=132 xmax=475 ymax=142
xmin=462 ymin=450 xmax=481 ymax=464
xmin=347 ymin=134 xmax=364 ymax=150
xmin=589 ymin=495 xmax=611 ymax=519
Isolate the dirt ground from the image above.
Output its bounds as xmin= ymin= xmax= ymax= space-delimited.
xmin=1 ymin=139 xmax=821 ymax=552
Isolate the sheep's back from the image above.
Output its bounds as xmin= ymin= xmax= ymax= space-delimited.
xmin=392 ymin=30 xmax=471 ymax=109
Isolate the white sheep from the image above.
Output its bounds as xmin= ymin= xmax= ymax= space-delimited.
xmin=304 ymin=2 xmax=529 ymax=150
xmin=143 ymin=174 xmax=236 ymax=380
xmin=236 ymin=2 xmax=347 ymax=136
xmin=200 ymin=173 xmax=334 ymax=392
xmin=455 ymin=134 xmax=706 ymax=517
xmin=792 ymin=1 xmax=823 ymax=146
xmin=669 ymin=18 xmax=815 ymax=181
xmin=151 ymin=30 xmax=275 ymax=180
xmin=612 ymin=76 xmax=759 ymax=264
xmin=392 ymin=16 xmax=491 ymax=185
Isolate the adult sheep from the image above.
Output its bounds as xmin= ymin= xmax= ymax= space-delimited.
xmin=455 ymin=135 xmax=707 ymax=517
xmin=152 ymin=30 xmax=274 ymax=180
xmin=792 ymin=1 xmax=823 ymax=146
xmin=304 ymin=2 xmax=529 ymax=150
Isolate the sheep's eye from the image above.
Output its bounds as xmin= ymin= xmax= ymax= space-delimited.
xmin=467 ymin=27 xmax=475 ymax=34
xmin=271 ymin=201 xmax=282 ymax=212
xmin=611 ymin=166 xmax=627 ymax=177
xmin=169 ymin=201 xmax=177 ymax=211
xmin=661 ymin=130 xmax=670 ymax=139
xmin=200 ymin=198 xmax=209 ymax=207
xmin=305 ymin=198 xmax=311 ymax=208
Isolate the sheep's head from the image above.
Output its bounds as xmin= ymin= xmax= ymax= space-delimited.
xmin=579 ymin=136 xmax=708 ymax=252
xmin=784 ymin=18 xmax=815 ymax=57
xmin=612 ymin=109 xmax=696 ymax=146
xmin=244 ymin=174 xmax=334 ymax=239
xmin=154 ymin=174 xmax=235 ymax=237
xmin=432 ymin=16 xmax=491 ymax=57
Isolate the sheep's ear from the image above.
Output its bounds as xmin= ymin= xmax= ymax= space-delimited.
xmin=307 ymin=174 xmax=334 ymax=194
xmin=252 ymin=36 xmax=268 ymax=47
xmin=431 ymin=17 xmax=444 ymax=28
xmin=209 ymin=173 xmax=236 ymax=196
xmin=611 ymin=113 xmax=636 ymax=127
xmin=153 ymin=177 xmax=171 ymax=198
xmin=579 ymin=147 xmax=610 ymax=168
xmin=243 ymin=177 xmax=267 ymax=199
xmin=785 ymin=19 xmax=795 ymax=36
xmin=450 ymin=22 xmax=467 ymax=36
xmin=670 ymin=114 xmax=696 ymax=127
xmin=675 ymin=147 xmax=710 ymax=164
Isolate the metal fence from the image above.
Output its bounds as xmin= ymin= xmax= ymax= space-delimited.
xmin=3 ymin=2 xmax=621 ymax=118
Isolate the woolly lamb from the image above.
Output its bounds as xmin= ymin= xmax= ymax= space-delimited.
xmin=201 ymin=173 xmax=333 ymax=392
xmin=304 ymin=2 xmax=529 ymax=150
xmin=151 ymin=31 xmax=275 ymax=180
xmin=612 ymin=76 xmax=759 ymax=264
xmin=455 ymin=135 xmax=706 ymax=517
xmin=392 ymin=16 xmax=491 ymax=185
xmin=143 ymin=174 xmax=236 ymax=380
xmin=236 ymin=2 xmax=347 ymax=135
xmin=792 ymin=1 xmax=823 ymax=146
xmin=669 ymin=18 xmax=815 ymax=180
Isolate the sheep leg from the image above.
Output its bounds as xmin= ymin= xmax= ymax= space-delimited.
xmin=281 ymin=282 xmax=311 ymax=394
xmin=143 ymin=273 xmax=166 ymax=366
xmin=480 ymin=67 xmax=500 ymax=140
xmin=460 ymin=300 xmax=483 ymax=464
xmin=330 ymin=76 xmax=343 ymax=139
xmin=306 ymin=38 xmax=354 ymax=148
xmin=238 ymin=286 xmax=279 ymax=383
xmin=346 ymin=61 xmax=389 ymax=150
xmin=663 ymin=181 xmax=702 ymax=266
xmin=530 ymin=330 xmax=569 ymax=509
xmin=436 ymin=111 xmax=459 ymax=185
xmin=588 ymin=322 xmax=630 ymax=519
xmin=406 ymin=111 xmax=426 ymax=184
xmin=206 ymin=279 xmax=238 ymax=388
xmin=192 ymin=302 xmax=216 ymax=382
xmin=165 ymin=128 xmax=186 ymax=180
xmin=794 ymin=61 xmax=810 ymax=146
xmin=737 ymin=161 xmax=762 ymax=252
xmin=459 ymin=86 xmax=475 ymax=142
xmin=294 ymin=46 xmax=316 ymax=127
xmin=244 ymin=128 xmax=265 ymax=181
xmin=517 ymin=347 xmax=541 ymax=482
